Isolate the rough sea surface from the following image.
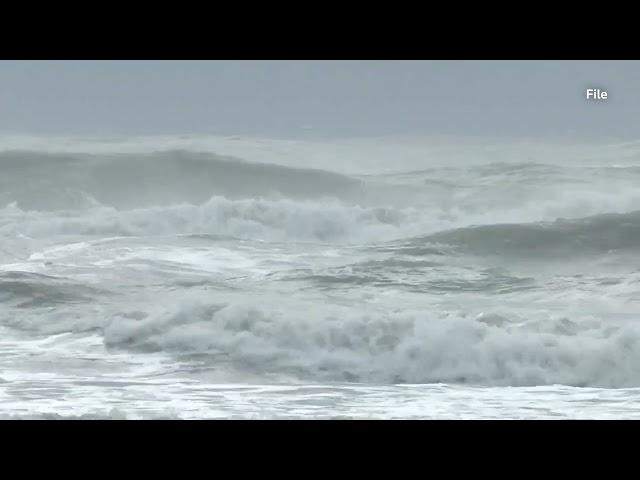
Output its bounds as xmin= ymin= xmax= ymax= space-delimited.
xmin=2 ymin=134 xmax=640 ymax=419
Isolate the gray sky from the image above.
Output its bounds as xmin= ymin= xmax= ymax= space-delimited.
xmin=0 ymin=60 xmax=638 ymax=139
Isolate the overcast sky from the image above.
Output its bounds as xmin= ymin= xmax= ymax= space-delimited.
xmin=0 ymin=60 xmax=638 ymax=139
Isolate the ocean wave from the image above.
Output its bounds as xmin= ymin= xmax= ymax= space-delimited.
xmin=0 ymin=150 xmax=362 ymax=210
xmin=0 ymin=271 xmax=104 ymax=308
xmin=101 ymin=298 xmax=640 ymax=388
xmin=5 ymin=194 xmax=640 ymax=249
xmin=0 ymin=196 xmax=423 ymax=243
xmin=408 ymin=210 xmax=640 ymax=258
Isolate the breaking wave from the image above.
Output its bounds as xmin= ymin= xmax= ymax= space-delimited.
xmin=5 ymin=197 xmax=640 ymax=252
xmin=101 ymin=298 xmax=640 ymax=388
xmin=0 ymin=196 xmax=420 ymax=243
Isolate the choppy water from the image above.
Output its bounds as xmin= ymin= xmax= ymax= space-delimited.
xmin=2 ymin=134 xmax=640 ymax=419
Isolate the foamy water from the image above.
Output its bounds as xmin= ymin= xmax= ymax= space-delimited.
xmin=2 ymin=134 xmax=640 ymax=418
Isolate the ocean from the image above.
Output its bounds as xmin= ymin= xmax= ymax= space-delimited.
xmin=1 ymin=133 xmax=640 ymax=419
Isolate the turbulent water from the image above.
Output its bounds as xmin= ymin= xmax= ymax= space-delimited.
xmin=2 ymin=134 xmax=640 ymax=419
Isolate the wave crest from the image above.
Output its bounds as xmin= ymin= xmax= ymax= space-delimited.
xmin=0 ymin=196 xmax=419 ymax=243
xmin=0 ymin=150 xmax=362 ymax=210
xmin=407 ymin=211 xmax=640 ymax=258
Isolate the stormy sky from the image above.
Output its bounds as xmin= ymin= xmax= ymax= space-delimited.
xmin=0 ymin=60 xmax=638 ymax=139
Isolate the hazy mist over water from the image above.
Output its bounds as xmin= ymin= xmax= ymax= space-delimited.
xmin=0 ymin=60 xmax=638 ymax=139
